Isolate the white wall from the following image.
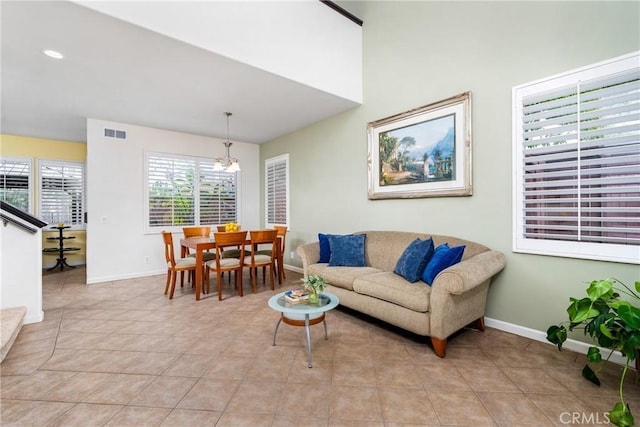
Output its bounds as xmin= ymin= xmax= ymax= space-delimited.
xmin=86 ymin=118 xmax=260 ymax=284
xmin=0 ymin=217 xmax=44 ymax=324
xmin=74 ymin=1 xmax=362 ymax=104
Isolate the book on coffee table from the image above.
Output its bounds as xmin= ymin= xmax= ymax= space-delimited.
xmin=284 ymin=289 xmax=309 ymax=304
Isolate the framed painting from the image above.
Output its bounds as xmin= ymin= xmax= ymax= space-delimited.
xmin=367 ymin=92 xmax=472 ymax=199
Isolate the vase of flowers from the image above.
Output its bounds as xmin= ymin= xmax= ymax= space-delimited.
xmin=303 ymin=274 xmax=326 ymax=304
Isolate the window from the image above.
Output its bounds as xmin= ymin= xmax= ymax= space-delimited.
xmin=265 ymin=154 xmax=289 ymax=228
xmin=39 ymin=160 xmax=85 ymax=228
xmin=1 ymin=157 xmax=32 ymax=212
xmin=146 ymin=152 xmax=238 ymax=230
xmin=199 ymin=160 xmax=238 ymax=225
xmin=513 ymin=52 xmax=640 ymax=264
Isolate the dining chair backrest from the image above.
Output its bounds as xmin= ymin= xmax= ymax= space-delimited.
xmin=249 ymin=230 xmax=278 ymax=245
xmin=183 ymin=226 xmax=211 ymax=238
xmin=213 ymin=231 xmax=248 ymax=255
xmin=182 ymin=226 xmax=211 ymax=258
xmin=274 ymin=225 xmax=287 ymax=253
xmin=273 ymin=225 xmax=288 ymax=280
xmin=248 ymin=229 xmax=278 ymax=256
xmin=162 ymin=231 xmax=176 ymax=267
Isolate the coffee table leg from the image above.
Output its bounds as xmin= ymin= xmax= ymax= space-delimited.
xmin=304 ymin=314 xmax=312 ymax=368
xmin=272 ymin=316 xmax=283 ymax=346
xmin=323 ymin=319 xmax=328 ymax=340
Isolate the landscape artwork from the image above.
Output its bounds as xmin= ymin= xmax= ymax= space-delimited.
xmin=367 ymin=92 xmax=472 ymax=199
xmin=378 ymin=114 xmax=456 ymax=186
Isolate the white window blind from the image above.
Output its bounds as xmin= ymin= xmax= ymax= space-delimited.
xmin=1 ymin=157 xmax=32 ymax=212
xmin=147 ymin=155 xmax=195 ymax=227
xmin=199 ymin=160 xmax=238 ymax=225
xmin=513 ymin=52 xmax=640 ymax=264
xmin=265 ymin=154 xmax=289 ymax=228
xmin=39 ymin=160 xmax=85 ymax=228
xmin=146 ymin=152 xmax=238 ymax=230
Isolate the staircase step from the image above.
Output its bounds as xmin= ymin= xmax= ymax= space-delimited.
xmin=0 ymin=306 xmax=27 ymax=363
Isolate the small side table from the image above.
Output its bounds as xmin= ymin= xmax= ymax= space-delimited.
xmin=43 ymin=226 xmax=80 ymax=271
xmin=268 ymin=291 xmax=339 ymax=368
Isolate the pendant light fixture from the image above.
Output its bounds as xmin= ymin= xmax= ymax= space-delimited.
xmin=213 ymin=112 xmax=240 ymax=172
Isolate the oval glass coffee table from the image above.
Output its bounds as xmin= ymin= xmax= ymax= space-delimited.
xmin=268 ymin=291 xmax=339 ymax=368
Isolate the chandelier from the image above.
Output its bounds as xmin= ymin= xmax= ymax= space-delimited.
xmin=213 ymin=112 xmax=240 ymax=172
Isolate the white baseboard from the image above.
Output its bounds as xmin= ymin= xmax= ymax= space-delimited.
xmin=87 ymin=268 xmax=166 ymax=285
xmin=89 ymin=266 xmax=301 ymax=286
xmin=284 ymin=264 xmax=303 ymax=274
xmin=485 ymin=317 xmax=629 ymax=367
xmin=24 ymin=310 xmax=44 ymax=325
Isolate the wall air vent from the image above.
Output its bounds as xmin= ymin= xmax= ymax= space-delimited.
xmin=104 ymin=128 xmax=127 ymax=140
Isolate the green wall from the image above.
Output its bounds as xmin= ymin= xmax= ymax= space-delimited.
xmin=261 ymin=2 xmax=640 ymax=334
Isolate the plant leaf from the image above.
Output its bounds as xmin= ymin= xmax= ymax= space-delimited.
xmin=581 ymin=364 xmax=601 ymax=386
xmin=609 ymin=402 xmax=634 ymax=427
xmin=568 ymin=298 xmax=599 ymax=323
xmin=586 ymin=279 xmax=613 ymax=301
xmin=635 ymin=281 xmax=640 ymax=293
xmin=598 ymin=335 xmax=616 ymax=350
xmin=599 ymin=322 xmax=615 ymax=340
xmin=587 ymin=346 xmax=602 ymax=363
xmin=618 ymin=304 xmax=640 ymax=329
xmin=546 ymin=325 xmax=567 ymax=350
xmin=621 ymin=331 xmax=640 ymax=360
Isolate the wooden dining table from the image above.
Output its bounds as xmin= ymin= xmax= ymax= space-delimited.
xmin=180 ymin=235 xmax=283 ymax=301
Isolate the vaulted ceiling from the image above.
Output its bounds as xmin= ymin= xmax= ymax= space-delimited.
xmin=1 ymin=1 xmax=362 ymax=144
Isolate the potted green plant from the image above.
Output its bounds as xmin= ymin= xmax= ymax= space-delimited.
xmin=302 ymin=274 xmax=327 ymax=304
xmin=547 ymin=278 xmax=640 ymax=427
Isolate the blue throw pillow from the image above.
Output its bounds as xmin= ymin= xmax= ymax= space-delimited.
xmin=421 ymin=244 xmax=465 ymax=285
xmin=327 ymin=234 xmax=367 ymax=267
xmin=394 ymin=238 xmax=434 ymax=283
xmin=318 ymin=233 xmax=331 ymax=263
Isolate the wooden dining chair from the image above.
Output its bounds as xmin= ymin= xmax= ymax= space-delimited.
xmin=205 ymin=230 xmax=248 ymax=300
xmin=216 ymin=224 xmax=248 ymax=259
xmin=256 ymin=225 xmax=287 ymax=283
xmin=243 ymin=229 xmax=279 ymax=294
xmin=182 ymin=226 xmax=213 ymax=284
xmin=274 ymin=225 xmax=287 ymax=280
xmin=183 ymin=226 xmax=215 ymax=261
xmin=162 ymin=231 xmax=197 ymax=299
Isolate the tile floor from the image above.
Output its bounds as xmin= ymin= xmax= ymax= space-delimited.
xmin=1 ymin=266 xmax=639 ymax=426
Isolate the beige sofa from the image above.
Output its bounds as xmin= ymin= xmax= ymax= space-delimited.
xmin=297 ymin=231 xmax=506 ymax=357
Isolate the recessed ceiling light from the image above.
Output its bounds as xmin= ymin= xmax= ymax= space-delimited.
xmin=43 ymin=49 xmax=64 ymax=59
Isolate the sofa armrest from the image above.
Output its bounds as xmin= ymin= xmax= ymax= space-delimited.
xmin=297 ymin=241 xmax=320 ymax=276
xmin=429 ymin=250 xmax=506 ymax=341
xmin=433 ymin=250 xmax=506 ymax=295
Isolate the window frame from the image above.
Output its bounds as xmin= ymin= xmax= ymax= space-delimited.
xmin=38 ymin=158 xmax=86 ymax=230
xmin=265 ymin=153 xmax=290 ymax=229
xmin=144 ymin=151 xmax=240 ymax=233
xmin=512 ymin=51 xmax=640 ymax=264
xmin=1 ymin=156 xmax=33 ymax=213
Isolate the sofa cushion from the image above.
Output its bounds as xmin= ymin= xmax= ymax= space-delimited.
xmin=308 ymin=264 xmax=382 ymax=291
xmin=328 ymin=234 xmax=367 ymax=267
xmin=318 ymin=233 xmax=331 ymax=263
xmin=353 ymin=272 xmax=431 ymax=312
xmin=393 ymin=237 xmax=434 ymax=283
xmin=422 ymin=244 xmax=465 ymax=285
